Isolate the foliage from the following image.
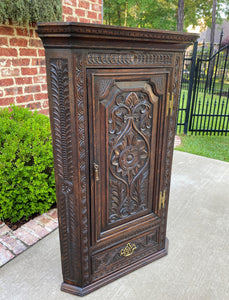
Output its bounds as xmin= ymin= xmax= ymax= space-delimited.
xmin=175 ymin=134 xmax=229 ymax=162
xmin=103 ymin=0 xmax=229 ymax=31
xmin=0 ymin=0 xmax=62 ymax=25
xmin=0 ymin=106 xmax=56 ymax=223
xmin=103 ymin=0 xmax=177 ymax=30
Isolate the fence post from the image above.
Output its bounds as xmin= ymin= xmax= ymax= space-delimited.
xmin=184 ymin=41 xmax=198 ymax=134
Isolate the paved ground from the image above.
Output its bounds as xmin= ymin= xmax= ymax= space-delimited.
xmin=0 ymin=151 xmax=228 ymax=300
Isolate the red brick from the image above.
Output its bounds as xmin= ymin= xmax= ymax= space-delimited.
xmin=0 ymin=90 xmax=3 ymax=97
xmin=43 ymin=100 xmax=49 ymax=108
xmin=21 ymin=67 xmax=38 ymax=76
xmin=16 ymin=27 xmax=33 ymax=37
xmin=22 ymin=219 xmax=49 ymax=238
xmin=15 ymin=77 xmax=32 ymax=85
xmin=0 ymin=59 xmax=11 ymax=67
xmin=0 ymin=78 xmax=14 ymax=87
xmin=16 ymin=94 xmax=34 ymax=103
xmin=98 ymin=13 xmax=102 ymax=22
xmin=10 ymin=38 xmax=27 ymax=47
xmin=14 ymin=228 xmax=39 ymax=246
xmin=31 ymin=58 xmax=46 ymax=66
xmin=12 ymin=58 xmax=30 ymax=66
xmin=79 ymin=17 xmax=90 ymax=23
xmin=0 ymin=98 xmax=15 ymax=106
xmin=0 ymin=234 xmax=27 ymax=255
xmin=27 ymin=102 xmax=41 ymax=110
xmin=29 ymin=38 xmax=43 ymax=48
xmin=63 ymin=0 xmax=76 ymax=6
xmin=41 ymin=84 xmax=48 ymax=91
xmin=0 ymin=225 xmax=11 ymax=237
xmin=0 ymin=48 xmax=18 ymax=57
xmin=38 ymin=108 xmax=49 ymax=115
xmin=33 ymin=75 xmax=46 ymax=84
xmin=46 ymin=208 xmax=58 ymax=221
xmin=34 ymin=214 xmax=58 ymax=231
xmin=1 ymin=67 xmax=20 ymax=77
xmin=63 ymin=6 xmax=73 ymax=15
xmin=0 ymin=243 xmax=15 ymax=266
xmin=66 ymin=16 xmax=79 ymax=22
xmin=92 ymin=3 xmax=101 ymax=11
xmin=0 ymin=37 xmax=8 ymax=46
xmin=5 ymin=87 xmax=23 ymax=96
xmin=75 ymin=8 xmax=86 ymax=17
xmin=19 ymin=49 xmax=37 ymax=57
xmin=38 ymin=49 xmax=45 ymax=56
xmin=24 ymin=85 xmax=41 ymax=93
xmin=34 ymin=92 xmax=48 ymax=101
xmin=39 ymin=66 xmax=46 ymax=74
xmin=87 ymin=11 xmax=97 ymax=19
xmin=0 ymin=26 xmax=14 ymax=36
xmin=79 ymin=0 xmax=90 ymax=9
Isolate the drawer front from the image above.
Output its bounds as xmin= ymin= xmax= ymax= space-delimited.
xmin=92 ymin=230 xmax=159 ymax=281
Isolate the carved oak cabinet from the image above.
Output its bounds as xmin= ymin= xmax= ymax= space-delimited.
xmin=37 ymin=23 xmax=197 ymax=296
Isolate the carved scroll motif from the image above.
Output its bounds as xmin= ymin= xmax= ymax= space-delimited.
xmin=108 ymin=91 xmax=153 ymax=223
xmin=49 ymin=58 xmax=75 ymax=279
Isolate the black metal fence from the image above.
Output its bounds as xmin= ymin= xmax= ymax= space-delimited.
xmin=177 ymin=34 xmax=229 ymax=135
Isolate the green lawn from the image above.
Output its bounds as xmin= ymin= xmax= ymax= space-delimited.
xmin=175 ymin=134 xmax=229 ymax=162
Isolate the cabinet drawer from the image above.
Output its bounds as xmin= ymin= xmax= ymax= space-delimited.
xmin=92 ymin=230 xmax=159 ymax=281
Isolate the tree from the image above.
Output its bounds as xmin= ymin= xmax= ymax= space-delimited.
xmin=103 ymin=0 xmax=229 ymax=31
xmin=177 ymin=0 xmax=184 ymax=31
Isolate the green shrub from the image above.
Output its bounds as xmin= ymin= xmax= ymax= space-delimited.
xmin=0 ymin=106 xmax=56 ymax=223
xmin=0 ymin=0 xmax=62 ymax=25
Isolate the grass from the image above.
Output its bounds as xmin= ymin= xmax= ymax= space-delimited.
xmin=175 ymin=134 xmax=229 ymax=162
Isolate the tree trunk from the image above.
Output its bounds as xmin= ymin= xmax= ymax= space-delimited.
xmin=210 ymin=0 xmax=217 ymax=50
xmin=124 ymin=0 xmax=128 ymax=27
xmin=207 ymin=0 xmax=217 ymax=90
xmin=177 ymin=0 xmax=184 ymax=31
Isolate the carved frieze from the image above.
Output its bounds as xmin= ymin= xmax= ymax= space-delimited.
xmin=88 ymin=53 xmax=172 ymax=65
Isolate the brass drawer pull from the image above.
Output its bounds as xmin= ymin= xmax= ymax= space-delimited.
xmin=120 ymin=243 xmax=136 ymax=257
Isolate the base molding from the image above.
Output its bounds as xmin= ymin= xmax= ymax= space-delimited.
xmin=61 ymin=238 xmax=168 ymax=297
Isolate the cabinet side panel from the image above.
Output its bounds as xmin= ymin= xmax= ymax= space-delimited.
xmin=45 ymin=52 xmax=82 ymax=286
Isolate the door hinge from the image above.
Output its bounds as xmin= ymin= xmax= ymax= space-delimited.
xmin=166 ymin=92 xmax=174 ymax=116
xmin=159 ymin=190 xmax=166 ymax=210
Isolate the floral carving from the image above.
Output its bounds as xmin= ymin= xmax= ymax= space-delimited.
xmin=111 ymin=130 xmax=148 ymax=184
xmin=108 ymin=91 xmax=153 ymax=223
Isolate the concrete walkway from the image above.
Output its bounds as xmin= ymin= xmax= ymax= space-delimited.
xmin=0 ymin=151 xmax=228 ymax=300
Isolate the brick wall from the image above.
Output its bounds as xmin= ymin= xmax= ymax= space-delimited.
xmin=0 ymin=0 xmax=102 ymax=115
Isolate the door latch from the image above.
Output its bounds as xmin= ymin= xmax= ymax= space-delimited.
xmin=93 ymin=163 xmax=99 ymax=181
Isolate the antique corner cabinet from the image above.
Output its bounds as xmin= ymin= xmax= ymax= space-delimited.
xmin=37 ymin=23 xmax=197 ymax=296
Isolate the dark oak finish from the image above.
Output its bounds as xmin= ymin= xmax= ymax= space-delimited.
xmin=37 ymin=22 xmax=198 ymax=297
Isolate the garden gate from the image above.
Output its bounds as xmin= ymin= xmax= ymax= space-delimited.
xmin=177 ymin=37 xmax=229 ymax=135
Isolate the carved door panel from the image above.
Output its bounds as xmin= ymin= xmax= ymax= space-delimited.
xmin=88 ymin=69 xmax=170 ymax=250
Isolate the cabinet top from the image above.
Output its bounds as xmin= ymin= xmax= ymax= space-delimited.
xmin=37 ymin=22 xmax=198 ymax=51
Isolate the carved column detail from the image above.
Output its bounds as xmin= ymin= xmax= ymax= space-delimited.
xmin=75 ymin=54 xmax=90 ymax=285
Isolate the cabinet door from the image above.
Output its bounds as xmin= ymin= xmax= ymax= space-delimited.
xmin=88 ymin=69 xmax=170 ymax=253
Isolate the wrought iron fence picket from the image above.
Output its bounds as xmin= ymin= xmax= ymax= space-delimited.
xmin=178 ymin=36 xmax=229 ymax=135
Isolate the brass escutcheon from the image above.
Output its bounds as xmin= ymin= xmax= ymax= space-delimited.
xmin=120 ymin=243 xmax=137 ymax=257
